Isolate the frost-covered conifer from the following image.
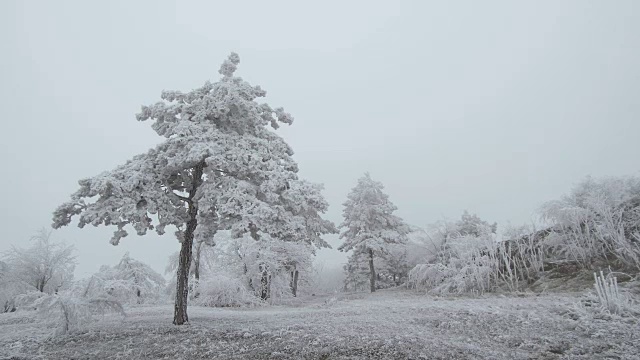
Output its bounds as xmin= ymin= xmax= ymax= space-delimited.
xmin=53 ymin=53 xmax=334 ymax=324
xmin=342 ymin=248 xmax=372 ymax=292
xmin=456 ymin=210 xmax=497 ymax=237
xmin=338 ymin=173 xmax=408 ymax=292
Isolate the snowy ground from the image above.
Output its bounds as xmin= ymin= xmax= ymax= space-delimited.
xmin=1 ymin=290 xmax=639 ymax=360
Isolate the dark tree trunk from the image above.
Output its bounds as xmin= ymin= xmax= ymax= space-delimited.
xmin=193 ymin=241 xmax=203 ymax=299
xmin=238 ymin=252 xmax=254 ymax=291
xmin=174 ymin=233 xmax=193 ymax=325
xmin=194 ymin=241 xmax=202 ymax=282
xmin=37 ymin=277 xmax=45 ymax=292
xmin=369 ymin=248 xmax=376 ymax=292
xmin=291 ymin=269 xmax=299 ymax=297
xmin=250 ymin=225 xmax=271 ymax=301
xmin=173 ymin=162 xmax=204 ymax=325
xmin=245 ymin=264 xmax=254 ymax=291
xmin=260 ymin=264 xmax=270 ymax=300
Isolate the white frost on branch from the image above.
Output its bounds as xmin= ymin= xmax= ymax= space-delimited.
xmin=2 ymin=228 xmax=76 ymax=294
xmin=52 ymin=52 xmax=335 ymax=249
xmin=85 ymin=253 xmax=166 ymax=304
xmin=338 ymin=173 xmax=408 ymax=254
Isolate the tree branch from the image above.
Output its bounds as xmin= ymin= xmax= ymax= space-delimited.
xmin=162 ymin=180 xmax=191 ymax=203
xmin=172 ymin=192 xmax=190 ymax=202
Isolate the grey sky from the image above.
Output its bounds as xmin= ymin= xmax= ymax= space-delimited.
xmin=1 ymin=0 xmax=639 ymax=278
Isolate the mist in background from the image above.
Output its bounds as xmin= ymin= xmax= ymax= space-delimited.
xmin=1 ymin=0 xmax=639 ymax=278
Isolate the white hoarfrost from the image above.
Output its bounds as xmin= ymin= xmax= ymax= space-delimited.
xmin=2 ymin=291 xmax=639 ymax=359
xmin=541 ymin=175 xmax=640 ymax=271
xmin=83 ymin=253 xmax=166 ymax=304
xmin=53 ymin=53 xmax=335 ymax=324
xmin=1 ymin=228 xmax=76 ymax=295
xmin=14 ymin=291 xmax=125 ymax=336
xmin=407 ymin=212 xmax=544 ymax=294
xmin=339 ymin=173 xmax=409 ymax=292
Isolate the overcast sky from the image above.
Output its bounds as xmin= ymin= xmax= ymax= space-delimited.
xmin=1 ymin=0 xmax=639 ymax=278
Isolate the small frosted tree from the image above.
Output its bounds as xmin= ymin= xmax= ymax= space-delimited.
xmin=338 ymin=173 xmax=408 ymax=292
xmin=2 ymin=228 xmax=76 ymax=294
xmin=53 ymin=53 xmax=334 ymax=324
xmin=380 ymin=244 xmax=411 ymax=286
xmin=89 ymin=253 xmax=166 ymax=304
xmin=0 ymin=260 xmax=29 ymax=312
xmin=456 ymin=210 xmax=497 ymax=237
xmin=217 ymin=234 xmax=318 ymax=299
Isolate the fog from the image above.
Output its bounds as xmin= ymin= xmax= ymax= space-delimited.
xmin=1 ymin=0 xmax=639 ymax=278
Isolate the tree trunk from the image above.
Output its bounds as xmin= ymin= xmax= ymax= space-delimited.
xmin=193 ymin=240 xmax=203 ymax=299
xmin=174 ymin=234 xmax=193 ymax=325
xmin=194 ymin=240 xmax=202 ymax=282
xmin=250 ymin=225 xmax=271 ymax=301
xmin=173 ymin=162 xmax=204 ymax=325
xmin=369 ymin=248 xmax=376 ymax=292
xmin=291 ymin=269 xmax=299 ymax=297
xmin=245 ymin=264 xmax=254 ymax=291
xmin=260 ymin=264 xmax=270 ymax=300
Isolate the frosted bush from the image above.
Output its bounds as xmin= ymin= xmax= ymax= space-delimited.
xmin=13 ymin=290 xmax=47 ymax=310
xmin=408 ymin=258 xmax=495 ymax=295
xmin=266 ymin=272 xmax=297 ymax=304
xmin=541 ymin=175 xmax=640 ymax=271
xmin=408 ymin=223 xmax=545 ymax=294
xmin=84 ymin=253 xmax=167 ymax=305
xmin=591 ymin=270 xmax=637 ymax=316
xmin=0 ymin=261 xmax=30 ymax=313
xmin=192 ymin=274 xmax=263 ymax=308
xmin=408 ymin=229 xmax=499 ymax=295
xmin=15 ymin=291 xmax=125 ymax=336
xmin=408 ymin=263 xmax=453 ymax=290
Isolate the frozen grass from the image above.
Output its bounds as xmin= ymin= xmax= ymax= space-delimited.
xmin=1 ymin=289 xmax=639 ymax=359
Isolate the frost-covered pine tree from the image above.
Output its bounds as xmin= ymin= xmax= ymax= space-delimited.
xmin=53 ymin=53 xmax=334 ymax=324
xmin=456 ymin=210 xmax=497 ymax=237
xmin=343 ymin=248 xmax=371 ymax=292
xmin=338 ymin=173 xmax=408 ymax=292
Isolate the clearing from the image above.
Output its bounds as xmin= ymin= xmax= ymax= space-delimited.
xmin=1 ymin=290 xmax=638 ymax=359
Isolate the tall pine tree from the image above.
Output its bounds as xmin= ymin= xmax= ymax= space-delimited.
xmin=53 ymin=53 xmax=335 ymax=324
xmin=338 ymin=173 xmax=408 ymax=292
